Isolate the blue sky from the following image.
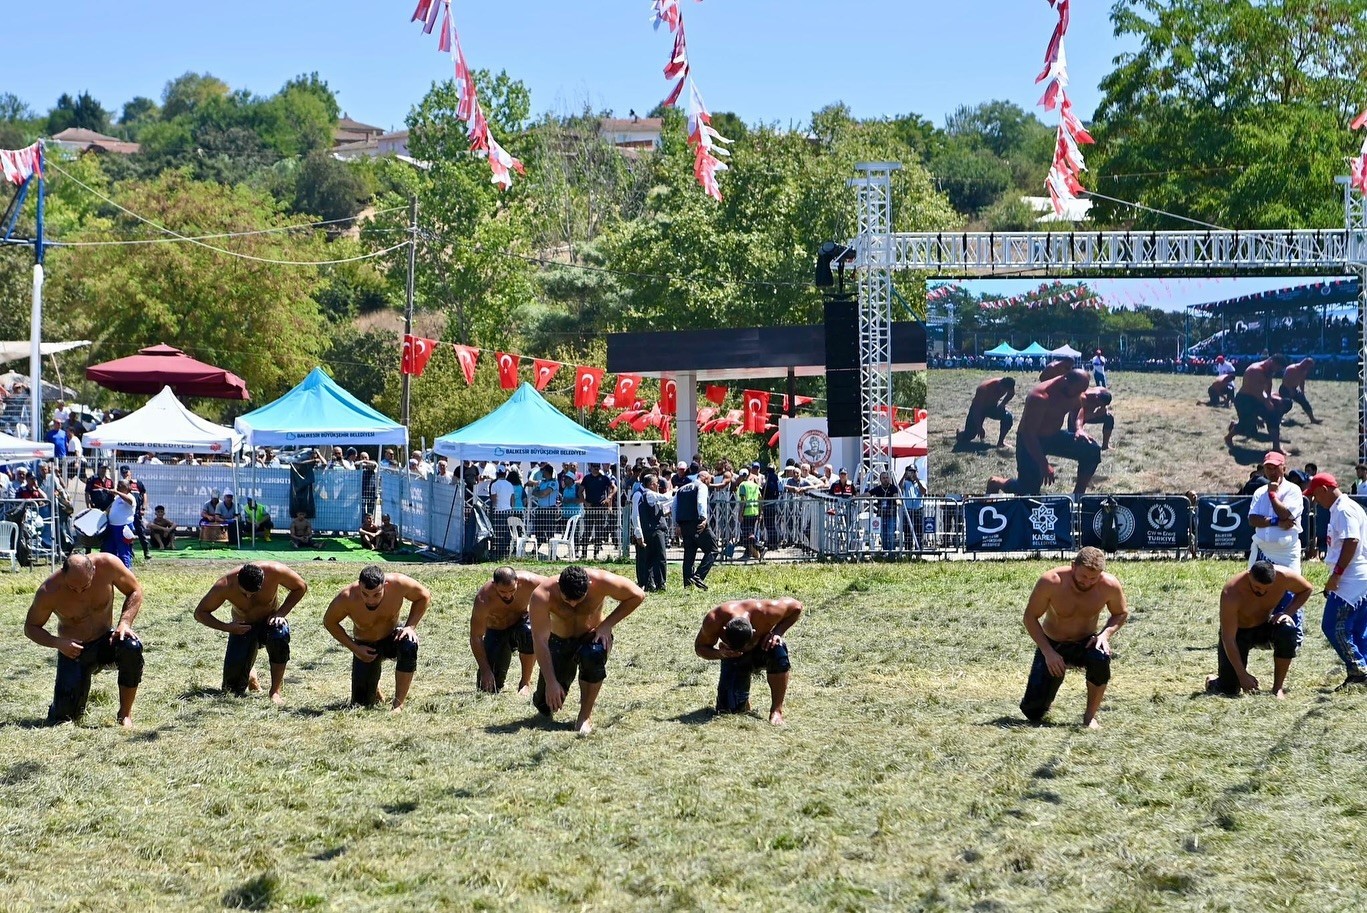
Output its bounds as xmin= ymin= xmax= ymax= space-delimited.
xmin=4 ymin=1 xmax=1133 ymax=132
xmin=946 ymin=277 xmax=1352 ymax=314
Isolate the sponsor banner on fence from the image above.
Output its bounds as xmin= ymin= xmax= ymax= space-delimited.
xmin=1079 ymin=495 xmax=1191 ymax=552
xmin=964 ymin=496 xmax=1074 ymax=551
xmin=129 ymin=464 xmax=364 ymax=533
xmin=1196 ymin=496 xmax=1253 ymax=552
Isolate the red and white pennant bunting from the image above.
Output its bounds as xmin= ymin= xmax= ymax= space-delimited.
xmin=0 ymin=142 xmax=41 ymax=186
xmin=650 ymin=0 xmax=730 ymax=200
xmin=1035 ymin=0 xmax=1093 ymax=216
xmin=410 ymin=0 xmax=524 ymax=189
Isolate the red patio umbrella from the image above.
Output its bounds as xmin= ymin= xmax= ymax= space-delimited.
xmin=85 ymin=343 xmax=250 ymax=400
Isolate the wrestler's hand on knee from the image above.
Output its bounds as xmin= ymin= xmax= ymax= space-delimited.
xmin=396 ymin=625 xmax=418 ymax=644
xmin=765 ymin=633 xmax=784 ymax=650
xmin=1086 ymin=634 xmax=1111 ymax=657
xmin=1044 ymin=648 xmax=1066 ymax=677
xmin=591 ymin=627 xmax=614 ymax=651
xmin=114 ymin=622 xmax=134 ymax=642
xmin=58 ymin=638 xmax=85 ymax=660
xmin=268 ymin=616 xmax=287 ymax=629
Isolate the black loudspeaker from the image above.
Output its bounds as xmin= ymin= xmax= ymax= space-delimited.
xmin=824 ymin=298 xmax=859 ymax=372
xmin=826 ymin=369 xmax=863 ymax=437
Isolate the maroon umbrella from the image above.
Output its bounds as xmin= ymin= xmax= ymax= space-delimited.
xmin=85 ymin=344 xmax=250 ymax=400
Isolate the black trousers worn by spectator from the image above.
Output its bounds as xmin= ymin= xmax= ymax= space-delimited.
xmin=643 ymin=527 xmax=669 ymax=591
xmin=49 ymin=631 xmax=144 ymax=724
xmin=582 ymin=506 xmax=611 ymax=556
xmin=633 ymin=535 xmax=650 ymax=588
xmin=222 ymin=619 xmax=291 ymax=694
xmin=132 ymin=515 xmax=150 ymax=558
xmin=681 ymin=523 xmax=718 ymax=585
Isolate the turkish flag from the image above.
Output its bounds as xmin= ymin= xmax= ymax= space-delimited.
xmin=705 ymin=384 xmax=727 ymax=405
xmin=609 ymin=409 xmax=642 ymax=429
xmin=661 ymin=378 xmax=678 ymax=415
xmin=494 ymin=352 xmax=519 ymax=390
xmin=743 ymin=390 xmax=770 ymax=433
xmin=574 ymin=366 xmax=604 ymax=409
xmin=614 ymin=374 xmax=642 ymax=408
xmin=532 ymin=358 xmax=561 ymax=391
xmin=402 ymin=335 xmax=436 ymax=377
xmin=696 ymin=407 xmax=716 ymax=427
xmin=453 ymin=344 xmax=480 ymax=386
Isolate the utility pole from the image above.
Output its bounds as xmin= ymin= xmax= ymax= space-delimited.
xmin=401 ymin=195 xmax=417 ymax=427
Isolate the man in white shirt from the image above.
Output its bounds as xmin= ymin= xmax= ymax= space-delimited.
xmin=1306 ymin=472 xmax=1367 ymax=689
xmin=1248 ymin=451 xmax=1303 ymax=572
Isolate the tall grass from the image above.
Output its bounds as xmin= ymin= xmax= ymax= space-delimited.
xmin=2 ymin=558 xmax=1365 ymax=911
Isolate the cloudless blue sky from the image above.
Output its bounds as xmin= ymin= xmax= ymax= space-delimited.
xmin=948 ymin=277 xmax=1352 ymax=313
xmin=4 ymin=1 xmax=1134 ymax=132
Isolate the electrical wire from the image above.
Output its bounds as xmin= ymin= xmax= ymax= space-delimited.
xmin=47 ymin=207 xmax=408 ymax=247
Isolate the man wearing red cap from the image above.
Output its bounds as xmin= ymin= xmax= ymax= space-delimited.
xmin=1248 ymin=451 xmax=1303 ymax=572
xmin=1305 ymin=473 xmax=1367 ymax=689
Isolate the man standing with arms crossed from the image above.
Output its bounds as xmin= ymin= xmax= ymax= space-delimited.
xmin=470 ymin=566 xmax=546 ymax=695
xmin=323 ymin=565 xmax=431 ymax=711
xmin=1305 ymin=473 xmax=1367 ymax=689
xmin=1020 ymin=546 xmax=1129 ymax=728
xmin=1205 ymin=560 xmax=1314 ymax=699
xmin=694 ymin=597 xmax=804 ymax=725
xmin=193 ymin=561 xmax=309 ymax=705
xmin=24 ymin=553 xmax=145 ymax=727
xmin=530 ymin=565 xmax=645 ymax=734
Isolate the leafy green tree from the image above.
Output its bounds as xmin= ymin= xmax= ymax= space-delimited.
xmin=929 ymin=138 xmax=1012 ymax=214
xmin=46 ymin=91 xmax=111 ymax=135
xmin=292 ymin=152 xmax=373 ymax=226
xmin=161 ymin=72 xmax=231 ymax=120
xmin=47 ymin=170 xmax=331 ymax=412
xmin=116 ymin=96 xmax=161 ymax=141
xmin=324 ymin=325 xmax=395 ymax=408
xmin=254 ymin=74 xmax=340 ymax=157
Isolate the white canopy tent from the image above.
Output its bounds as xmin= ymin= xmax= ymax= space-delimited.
xmin=1050 ymin=344 xmax=1082 ymax=358
xmin=0 ymin=430 xmax=54 ymax=463
xmin=83 ymin=386 xmax=243 ymax=455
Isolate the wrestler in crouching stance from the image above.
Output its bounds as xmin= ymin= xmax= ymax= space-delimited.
xmin=193 ymin=561 xmax=309 ymax=705
xmin=323 ymin=565 xmax=430 ymax=711
xmin=24 ymin=553 xmax=145 ymax=727
xmin=694 ymin=597 xmax=804 ymax=725
xmin=1020 ymin=546 xmax=1129 ymax=729
xmin=1206 ymin=560 xmax=1313 ymax=699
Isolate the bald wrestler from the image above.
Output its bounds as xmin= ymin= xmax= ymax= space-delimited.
xmin=24 ymin=553 xmax=144 ymax=727
xmin=323 ymin=565 xmax=431 ymax=711
xmin=1038 ymin=356 xmax=1075 ymax=382
xmin=1020 ymin=546 xmax=1129 ymax=728
xmin=989 ymin=369 xmax=1098 ymax=497
xmin=194 ymin=561 xmax=309 ymax=704
xmin=1278 ymin=356 xmax=1319 ymax=424
xmin=1205 ymin=560 xmax=1313 ymax=699
xmin=694 ymin=597 xmax=804 ymax=725
xmin=530 ymin=565 xmax=645 ymax=734
xmin=471 ymin=565 xmax=547 ymax=694
xmin=1225 ymin=353 xmax=1287 ymax=452
xmin=956 ymin=376 xmax=1016 ymax=449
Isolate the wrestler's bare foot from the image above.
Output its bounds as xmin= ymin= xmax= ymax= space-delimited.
xmin=247 ymin=670 xmax=262 ymax=693
xmin=118 ymin=715 xmax=134 ymax=729
xmin=574 ymin=719 xmax=593 ymax=736
xmin=769 ymin=709 xmax=785 ymax=726
xmin=1274 ymin=687 xmax=1287 ymax=700
xmin=390 ymin=700 xmax=404 ymax=713
xmin=1083 ymin=714 xmax=1101 ymax=730
xmin=1205 ymin=674 xmax=1221 ymax=693
xmin=517 ymin=683 xmax=531 ymax=697
xmin=374 ymin=689 xmax=385 ymax=705
xmin=270 ymin=691 xmax=285 ymax=707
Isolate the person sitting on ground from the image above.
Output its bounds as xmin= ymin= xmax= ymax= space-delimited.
xmin=200 ymin=489 xmax=224 ymax=527
xmin=359 ymin=514 xmax=381 ymax=549
xmin=148 ymin=505 xmax=177 ymax=550
xmin=1205 ymin=560 xmax=1313 ymax=699
xmin=289 ymin=512 xmax=317 ymax=549
xmin=242 ymin=496 xmax=273 ymax=543
xmin=377 ymin=514 xmax=399 ymax=552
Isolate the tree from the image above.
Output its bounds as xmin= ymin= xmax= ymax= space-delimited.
xmin=254 ymin=74 xmax=340 ymax=157
xmin=161 ymin=72 xmax=231 ymax=120
xmin=47 ymin=170 xmax=332 ymax=412
xmin=116 ymin=96 xmax=160 ymax=141
xmin=1092 ymin=0 xmax=1367 ymax=228
xmin=46 ymin=91 xmax=111 ymax=135
xmin=293 ymin=152 xmax=372 ymax=227
xmin=930 ymin=139 xmax=1013 ymax=214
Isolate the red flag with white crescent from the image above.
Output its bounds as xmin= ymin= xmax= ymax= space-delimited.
xmin=705 ymin=384 xmax=727 ymax=405
xmin=532 ymin=358 xmax=561 ymax=391
xmin=494 ymin=352 xmax=519 ymax=389
xmin=452 ymin=344 xmax=480 ymax=385
xmin=696 ymin=407 xmax=716 ymax=427
xmin=743 ymin=390 xmax=770 ymax=433
xmin=400 ymin=334 xmax=416 ymax=375
xmin=574 ymin=366 xmax=604 ymax=409
xmin=613 ymin=374 xmax=642 ymax=407
xmin=405 ymin=336 xmax=436 ymax=377
xmin=661 ymin=377 xmax=678 ymax=415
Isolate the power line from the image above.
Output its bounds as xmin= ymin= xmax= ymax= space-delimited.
xmin=46 ymin=207 xmax=408 ymax=247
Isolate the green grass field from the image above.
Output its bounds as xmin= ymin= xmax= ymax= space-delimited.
xmin=3 ymin=558 xmax=1367 ymax=912
xmin=928 ymin=369 xmax=1359 ymax=497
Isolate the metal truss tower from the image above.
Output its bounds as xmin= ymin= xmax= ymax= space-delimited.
xmin=1346 ymin=178 xmax=1367 ymax=461
xmin=851 ymin=162 xmax=899 ymax=481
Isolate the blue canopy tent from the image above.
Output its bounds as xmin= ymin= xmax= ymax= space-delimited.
xmin=983 ymin=342 xmax=1021 ymax=357
xmin=434 ymin=383 xmax=618 ymax=465
xmin=1018 ymin=342 xmax=1054 ymax=357
xmin=234 ymin=367 xmax=407 ymax=449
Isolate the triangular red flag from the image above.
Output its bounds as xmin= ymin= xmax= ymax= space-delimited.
xmin=452 ymin=344 xmax=480 ymax=386
xmin=407 ymin=336 xmax=436 ymax=377
xmin=614 ymin=374 xmax=642 ymax=408
xmin=532 ymin=358 xmax=561 ymax=391
xmin=743 ymin=390 xmax=770 ymax=433
xmin=661 ymin=378 xmax=678 ymax=415
xmin=494 ymin=352 xmax=519 ymax=390
xmin=696 ymin=407 xmax=716 ymax=427
xmin=661 ymin=416 xmax=671 ymax=444
xmin=768 ymin=430 xmax=781 ymax=448
xmin=574 ymin=366 xmax=604 ymax=409
xmin=705 ymin=384 xmax=727 ymax=406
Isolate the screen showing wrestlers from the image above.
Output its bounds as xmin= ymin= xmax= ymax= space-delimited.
xmin=926 ymin=275 xmax=1360 ymax=496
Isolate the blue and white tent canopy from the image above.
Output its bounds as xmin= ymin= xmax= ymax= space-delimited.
xmin=235 ymin=367 xmax=407 ymax=449
xmin=435 ymin=383 xmax=619 ymax=465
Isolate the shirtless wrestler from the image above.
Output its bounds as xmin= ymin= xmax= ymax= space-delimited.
xmin=471 ymin=565 xmax=547 ymax=695
xmin=693 ymin=597 xmax=804 ymax=725
xmin=1205 ymin=560 xmax=1313 ymax=699
xmin=193 ymin=561 xmax=309 ymax=704
xmin=323 ymin=565 xmax=431 ymax=711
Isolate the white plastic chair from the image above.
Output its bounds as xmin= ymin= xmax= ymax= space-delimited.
xmin=0 ymin=521 xmax=18 ymax=572
xmin=507 ymin=516 xmax=537 ymax=558
xmin=547 ymin=514 xmax=583 ymax=561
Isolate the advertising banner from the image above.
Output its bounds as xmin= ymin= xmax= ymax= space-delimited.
xmin=1079 ymin=495 xmax=1191 ymax=552
xmin=964 ymin=496 xmax=1074 ymax=551
xmin=1196 ymin=496 xmax=1254 ymax=552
